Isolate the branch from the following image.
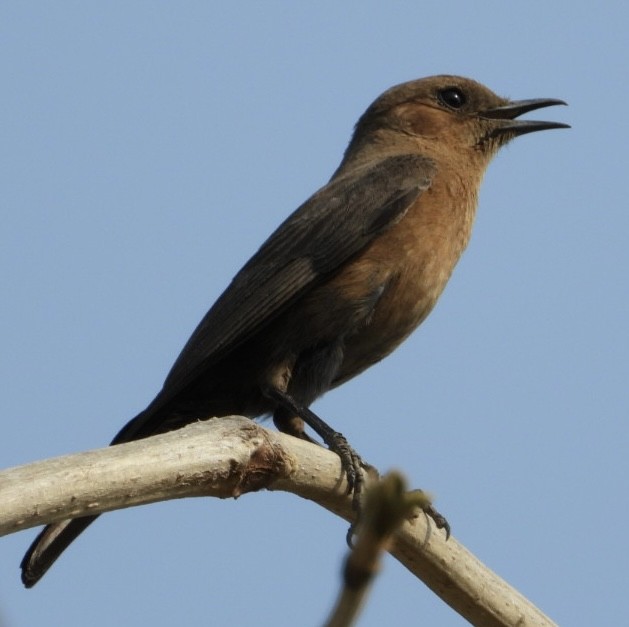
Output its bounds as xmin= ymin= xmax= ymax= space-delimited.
xmin=0 ymin=416 xmax=555 ymax=627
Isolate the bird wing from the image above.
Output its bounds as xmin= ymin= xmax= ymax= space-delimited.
xmin=158 ymin=153 xmax=435 ymax=401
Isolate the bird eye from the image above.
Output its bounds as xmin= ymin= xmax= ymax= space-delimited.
xmin=438 ymin=87 xmax=467 ymax=109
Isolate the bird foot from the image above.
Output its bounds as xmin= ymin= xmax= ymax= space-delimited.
xmin=324 ymin=430 xmax=366 ymax=511
xmin=266 ymin=385 xmax=369 ymax=508
xmin=417 ymin=499 xmax=450 ymax=539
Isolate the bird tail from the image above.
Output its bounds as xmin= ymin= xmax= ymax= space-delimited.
xmin=20 ymin=392 xmax=209 ymax=587
xmin=20 ymin=404 xmax=163 ymax=588
xmin=20 ymin=516 xmax=98 ymax=587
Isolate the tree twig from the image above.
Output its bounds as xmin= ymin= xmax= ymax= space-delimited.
xmin=324 ymin=471 xmax=432 ymax=627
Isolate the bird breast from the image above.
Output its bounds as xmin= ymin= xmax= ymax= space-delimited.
xmin=333 ymin=174 xmax=479 ymax=382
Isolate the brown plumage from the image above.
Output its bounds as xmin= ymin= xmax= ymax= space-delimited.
xmin=21 ymin=75 xmax=568 ymax=587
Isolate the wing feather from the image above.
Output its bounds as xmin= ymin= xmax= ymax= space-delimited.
xmin=159 ymin=153 xmax=435 ymax=399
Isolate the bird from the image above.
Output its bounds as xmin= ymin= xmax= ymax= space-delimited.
xmin=20 ymin=75 xmax=568 ymax=587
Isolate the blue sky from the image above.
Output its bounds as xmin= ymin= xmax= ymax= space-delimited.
xmin=1 ymin=3 xmax=626 ymax=626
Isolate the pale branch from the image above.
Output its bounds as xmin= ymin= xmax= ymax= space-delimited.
xmin=0 ymin=416 xmax=555 ymax=627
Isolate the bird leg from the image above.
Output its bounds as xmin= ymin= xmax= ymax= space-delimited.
xmin=266 ymin=387 xmax=450 ymax=538
xmin=265 ymin=386 xmax=365 ymax=511
xmin=272 ymin=409 xmax=319 ymax=445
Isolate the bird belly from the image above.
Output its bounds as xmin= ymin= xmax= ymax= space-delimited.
xmin=334 ymin=262 xmax=443 ymax=384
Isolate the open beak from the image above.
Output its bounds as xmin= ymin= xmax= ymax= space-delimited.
xmin=482 ymin=98 xmax=570 ymax=138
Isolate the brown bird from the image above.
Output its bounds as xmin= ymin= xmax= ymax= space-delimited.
xmin=21 ymin=75 xmax=568 ymax=587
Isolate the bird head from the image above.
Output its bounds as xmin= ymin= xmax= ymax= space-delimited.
xmin=344 ymin=75 xmax=569 ymax=166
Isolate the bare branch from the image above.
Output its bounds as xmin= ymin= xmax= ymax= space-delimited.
xmin=0 ymin=416 xmax=556 ymax=627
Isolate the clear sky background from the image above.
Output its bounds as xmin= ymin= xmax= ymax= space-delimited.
xmin=0 ymin=3 xmax=626 ymax=626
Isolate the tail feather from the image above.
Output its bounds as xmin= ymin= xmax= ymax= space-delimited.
xmin=20 ymin=405 xmax=160 ymax=588
xmin=19 ymin=400 xmax=193 ymax=587
xmin=20 ymin=389 xmax=224 ymax=588
xmin=20 ymin=516 xmax=98 ymax=587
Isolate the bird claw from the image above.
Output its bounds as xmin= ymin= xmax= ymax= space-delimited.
xmin=423 ymin=503 xmax=451 ymax=539
xmin=327 ymin=431 xmax=365 ymax=511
